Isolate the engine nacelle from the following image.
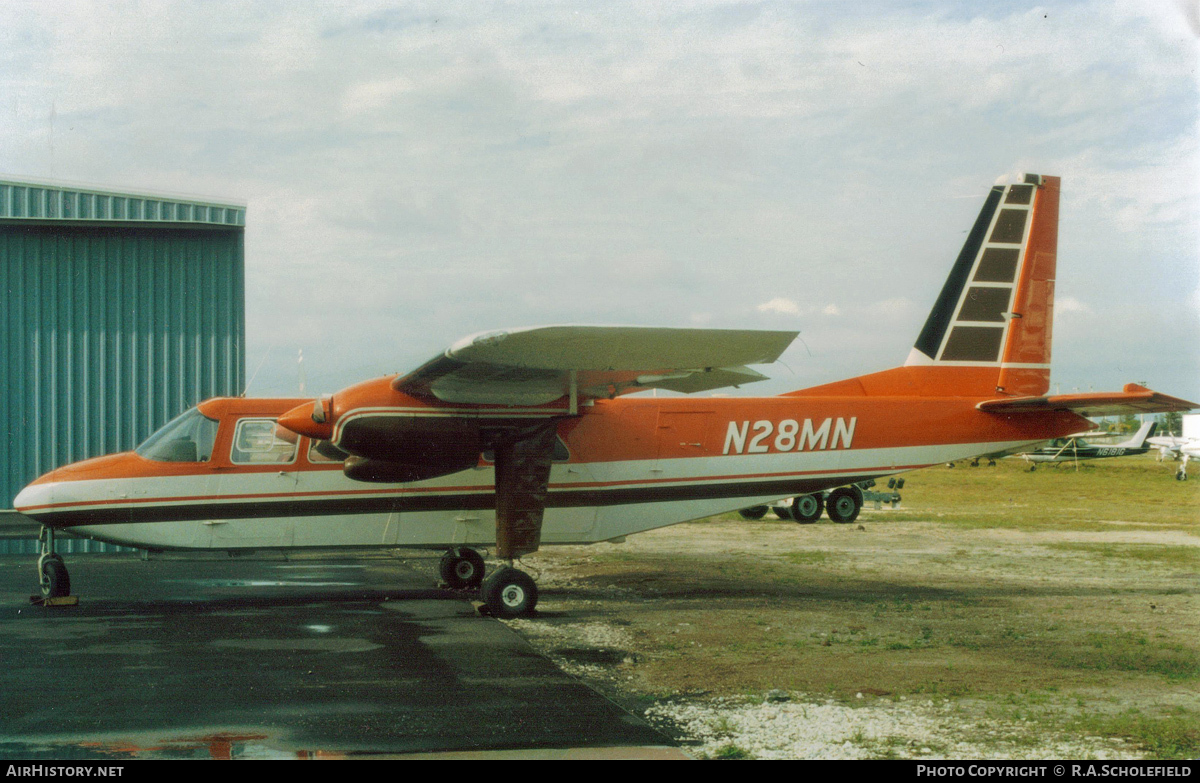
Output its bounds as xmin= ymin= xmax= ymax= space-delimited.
xmin=343 ymin=453 xmax=480 ymax=483
xmin=337 ymin=414 xmax=482 ymax=462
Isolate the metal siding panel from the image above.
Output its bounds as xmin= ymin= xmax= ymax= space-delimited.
xmin=9 ymin=233 xmax=27 ymax=503
xmin=0 ymin=233 xmax=10 ymax=501
xmin=1 ymin=224 xmax=245 ymax=507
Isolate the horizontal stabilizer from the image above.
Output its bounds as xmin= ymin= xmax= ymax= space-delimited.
xmin=393 ymin=325 xmax=797 ymax=406
xmin=977 ymin=384 xmax=1197 ymax=417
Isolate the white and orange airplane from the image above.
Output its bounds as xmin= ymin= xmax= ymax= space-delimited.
xmin=15 ymin=174 xmax=1196 ymax=616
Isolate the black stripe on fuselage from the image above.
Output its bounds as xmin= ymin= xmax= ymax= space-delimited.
xmin=32 ymin=474 xmax=887 ymax=528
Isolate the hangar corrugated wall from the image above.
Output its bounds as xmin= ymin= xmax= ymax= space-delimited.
xmin=0 ymin=178 xmax=246 ymax=508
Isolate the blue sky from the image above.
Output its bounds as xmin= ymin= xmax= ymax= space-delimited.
xmin=2 ymin=0 xmax=1197 ymax=402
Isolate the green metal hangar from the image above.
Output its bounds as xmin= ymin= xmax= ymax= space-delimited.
xmin=0 ymin=178 xmax=247 ymax=510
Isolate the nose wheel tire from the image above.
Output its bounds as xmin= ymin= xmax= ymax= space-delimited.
xmin=481 ymin=567 xmax=538 ymax=618
xmin=39 ymin=557 xmax=71 ymax=599
xmin=439 ymin=548 xmax=486 ymax=590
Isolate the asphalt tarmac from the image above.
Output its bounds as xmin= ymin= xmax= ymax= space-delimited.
xmin=0 ymin=552 xmax=683 ymax=760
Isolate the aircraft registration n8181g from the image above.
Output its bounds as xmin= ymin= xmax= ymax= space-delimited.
xmin=16 ymin=174 xmax=1196 ymax=616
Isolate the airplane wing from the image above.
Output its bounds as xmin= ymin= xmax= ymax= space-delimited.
xmin=977 ymin=384 xmax=1197 ymax=418
xmin=391 ymin=325 xmax=798 ymax=405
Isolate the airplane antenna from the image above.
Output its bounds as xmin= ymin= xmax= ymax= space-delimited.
xmin=797 ymin=335 xmax=814 ymax=357
xmin=298 ymin=349 xmax=306 ymax=395
xmin=242 ymin=345 xmax=273 ymax=397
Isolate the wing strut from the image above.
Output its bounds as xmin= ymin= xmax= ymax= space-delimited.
xmin=493 ymin=421 xmax=559 ymax=560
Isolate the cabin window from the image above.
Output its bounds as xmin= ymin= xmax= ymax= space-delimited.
xmin=136 ymin=407 xmax=220 ymax=463
xmin=230 ymin=418 xmax=298 ymax=464
xmin=308 ymin=440 xmax=349 ymax=464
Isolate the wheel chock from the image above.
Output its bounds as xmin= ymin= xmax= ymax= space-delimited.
xmin=29 ymin=595 xmax=79 ymax=607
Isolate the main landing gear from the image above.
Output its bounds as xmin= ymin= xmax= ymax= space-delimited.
xmin=439 ymin=547 xmax=539 ymax=618
xmin=481 ymin=566 xmax=538 ymax=618
xmin=825 ymin=487 xmax=863 ymax=524
xmin=740 ymin=485 xmax=865 ymax=526
xmin=37 ymin=526 xmax=71 ymax=599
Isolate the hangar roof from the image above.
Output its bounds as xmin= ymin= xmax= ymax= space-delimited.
xmin=0 ymin=176 xmax=245 ymax=227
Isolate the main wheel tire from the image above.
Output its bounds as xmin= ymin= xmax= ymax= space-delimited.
xmin=825 ymin=487 xmax=861 ymax=524
xmin=481 ymin=567 xmax=538 ymax=618
xmin=439 ymin=548 xmax=486 ymax=589
xmin=40 ymin=558 xmax=70 ymax=599
xmin=792 ymin=494 xmax=823 ymax=524
xmin=738 ymin=506 xmax=769 ymax=520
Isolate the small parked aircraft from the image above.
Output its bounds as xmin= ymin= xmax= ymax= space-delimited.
xmin=1016 ymin=421 xmax=1158 ymax=469
xmin=15 ymin=174 xmax=1196 ymax=616
xmin=1147 ymin=434 xmax=1200 ymax=480
xmin=1149 ymin=434 xmax=1192 ymax=461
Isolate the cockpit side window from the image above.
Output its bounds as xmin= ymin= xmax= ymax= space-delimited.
xmin=135 ymin=408 xmax=220 ymax=463
xmin=230 ymin=418 xmax=298 ymax=465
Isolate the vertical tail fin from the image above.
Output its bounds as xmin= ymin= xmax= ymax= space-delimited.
xmin=787 ymin=173 xmax=1060 ymax=400
xmin=1119 ymin=420 xmax=1158 ymax=448
xmin=905 ymin=174 xmax=1060 ymax=397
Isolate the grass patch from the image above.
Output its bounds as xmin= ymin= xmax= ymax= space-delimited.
xmin=782 ymin=551 xmax=829 ymax=565
xmin=895 ymin=455 xmax=1200 ymax=531
xmin=1074 ymin=710 xmax=1200 ymax=759
xmin=710 ymin=743 xmax=754 ymax=759
xmin=1044 ymin=631 xmax=1200 ymax=680
xmin=1047 ymin=543 xmax=1200 ymax=567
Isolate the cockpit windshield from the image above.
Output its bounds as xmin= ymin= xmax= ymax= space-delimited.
xmin=135 ymin=407 xmax=220 ymax=463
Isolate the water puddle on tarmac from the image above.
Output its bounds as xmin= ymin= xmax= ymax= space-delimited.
xmin=1 ymin=732 xmax=339 ymax=760
xmin=161 ymin=579 xmax=359 ymax=587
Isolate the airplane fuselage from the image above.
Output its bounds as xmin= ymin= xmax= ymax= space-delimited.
xmin=15 ymin=393 xmax=1088 ymax=553
xmin=1022 ymin=444 xmax=1150 ymax=463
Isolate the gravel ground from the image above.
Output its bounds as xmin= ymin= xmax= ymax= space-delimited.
xmin=642 ymin=694 xmax=1142 ymax=760
xmin=503 ymin=614 xmax=1144 ymax=760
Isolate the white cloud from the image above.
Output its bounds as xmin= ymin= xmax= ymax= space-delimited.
xmin=341 ymin=78 xmax=416 ymax=116
xmin=1056 ymin=296 xmax=1092 ymax=314
xmin=0 ymin=1 xmax=1194 ymax=399
xmin=757 ymin=297 xmax=801 ymax=315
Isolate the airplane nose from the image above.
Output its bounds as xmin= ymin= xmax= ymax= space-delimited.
xmin=279 ymin=399 xmax=335 ymax=441
xmin=12 ymin=481 xmax=53 ymax=517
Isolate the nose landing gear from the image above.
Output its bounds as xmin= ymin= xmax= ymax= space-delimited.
xmin=36 ymin=526 xmax=72 ymax=601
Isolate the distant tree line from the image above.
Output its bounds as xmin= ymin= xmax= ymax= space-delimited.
xmin=1095 ymin=411 xmax=1181 ymax=435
